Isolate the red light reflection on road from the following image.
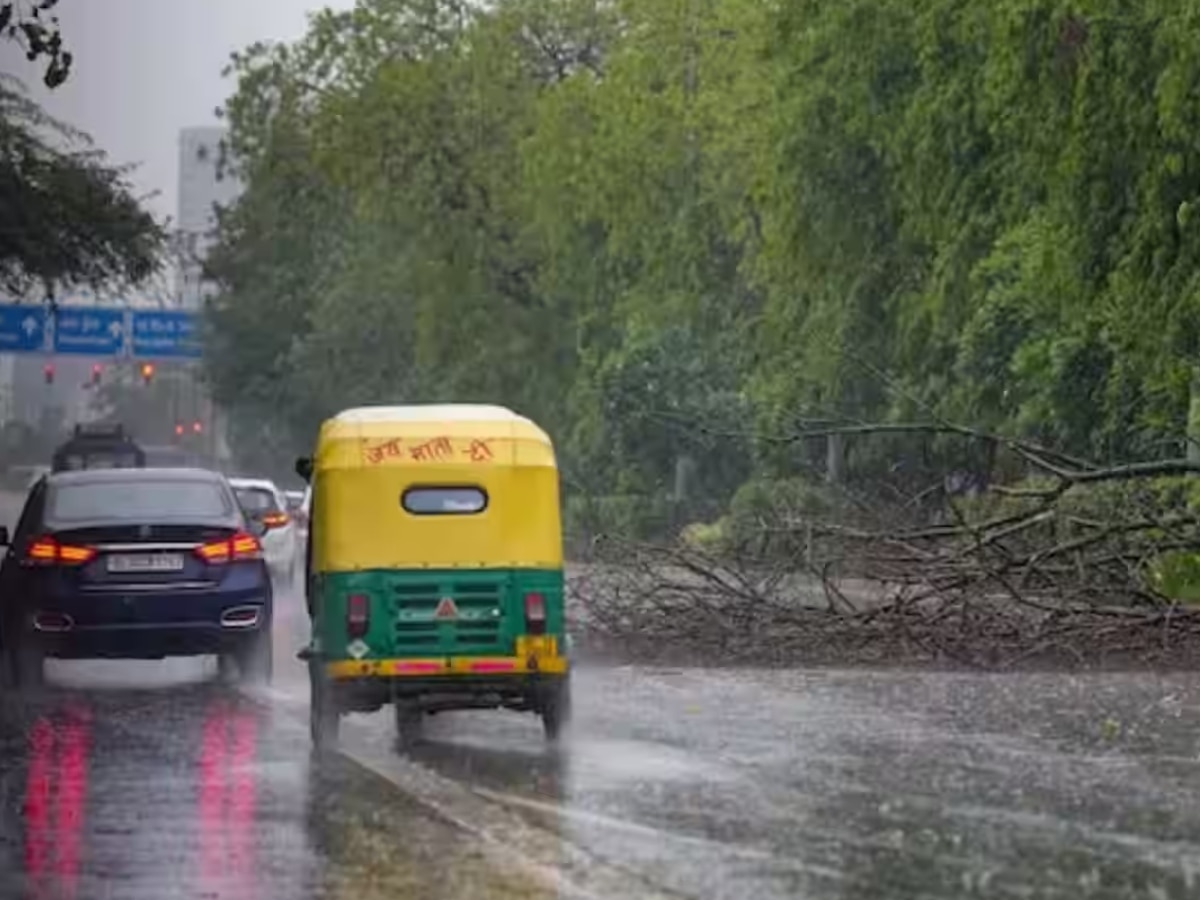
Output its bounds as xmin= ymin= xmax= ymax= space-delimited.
xmin=24 ymin=705 xmax=93 ymax=900
xmin=197 ymin=699 xmax=259 ymax=900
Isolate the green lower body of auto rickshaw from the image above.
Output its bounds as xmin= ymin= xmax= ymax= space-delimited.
xmin=305 ymin=567 xmax=571 ymax=749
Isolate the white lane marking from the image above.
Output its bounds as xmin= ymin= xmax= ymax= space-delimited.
xmin=470 ymin=786 xmax=779 ymax=861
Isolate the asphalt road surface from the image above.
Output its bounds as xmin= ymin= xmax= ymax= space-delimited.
xmin=0 ymin=491 xmax=1199 ymax=899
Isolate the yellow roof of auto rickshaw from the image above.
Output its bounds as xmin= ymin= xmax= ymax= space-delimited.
xmin=314 ymin=404 xmax=557 ymax=471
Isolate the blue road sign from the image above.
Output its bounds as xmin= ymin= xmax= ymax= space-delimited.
xmin=0 ymin=305 xmax=47 ymax=352
xmin=132 ymin=310 xmax=201 ymax=359
xmin=53 ymin=307 xmax=127 ymax=355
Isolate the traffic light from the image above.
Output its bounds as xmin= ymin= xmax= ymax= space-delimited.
xmin=192 ymin=421 xmax=203 ymax=434
xmin=90 ymin=363 xmax=102 ymax=386
xmin=174 ymin=424 xmax=184 ymax=437
xmin=43 ymin=363 xmax=54 ymax=385
xmin=140 ymin=362 xmax=155 ymax=385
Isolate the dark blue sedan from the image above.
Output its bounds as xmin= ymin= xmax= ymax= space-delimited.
xmin=0 ymin=468 xmax=273 ymax=688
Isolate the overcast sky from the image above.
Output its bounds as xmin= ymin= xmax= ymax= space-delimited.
xmin=2 ymin=0 xmax=349 ymax=221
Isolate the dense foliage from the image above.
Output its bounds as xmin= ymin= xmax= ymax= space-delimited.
xmin=1 ymin=5 xmax=161 ymax=297
xmin=0 ymin=80 xmax=163 ymax=295
xmin=206 ymin=0 xmax=1200 ymax=534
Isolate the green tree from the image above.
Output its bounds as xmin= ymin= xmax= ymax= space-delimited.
xmin=207 ymin=0 xmax=1200 ymax=534
xmin=0 ymin=79 xmax=163 ymax=295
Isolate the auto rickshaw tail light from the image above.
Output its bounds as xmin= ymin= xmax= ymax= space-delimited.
xmin=524 ymin=592 xmax=546 ymax=635
xmin=24 ymin=535 xmax=97 ymax=567
xmin=346 ymin=593 xmax=370 ymax=638
xmin=195 ymin=531 xmax=264 ymax=564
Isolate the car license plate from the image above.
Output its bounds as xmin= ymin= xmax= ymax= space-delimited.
xmin=106 ymin=553 xmax=185 ymax=573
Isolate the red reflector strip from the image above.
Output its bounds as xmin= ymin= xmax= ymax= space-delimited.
xmin=470 ymin=660 xmax=517 ymax=673
xmin=392 ymin=661 xmax=443 ymax=674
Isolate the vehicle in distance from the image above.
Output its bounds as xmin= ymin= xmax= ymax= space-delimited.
xmin=51 ymin=423 xmax=145 ymax=472
xmin=0 ymin=467 xmax=273 ymax=687
xmin=283 ymin=489 xmax=308 ymax=531
xmin=229 ymin=477 xmax=300 ymax=591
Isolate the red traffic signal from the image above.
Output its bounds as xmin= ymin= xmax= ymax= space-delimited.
xmin=192 ymin=421 xmax=203 ymax=434
xmin=43 ymin=363 xmax=54 ymax=385
xmin=140 ymin=362 xmax=155 ymax=384
xmin=90 ymin=363 xmax=102 ymax=385
xmin=174 ymin=424 xmax=184 ymax=437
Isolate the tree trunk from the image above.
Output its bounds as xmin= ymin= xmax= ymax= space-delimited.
xmin=825 ymin=433 xmax=844 ymax=485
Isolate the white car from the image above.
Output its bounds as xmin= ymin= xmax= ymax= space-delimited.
xmin=283 ymin=489 xmax=308 ymax=536
xmin=228 ymin=477 xmax=301 ymax=591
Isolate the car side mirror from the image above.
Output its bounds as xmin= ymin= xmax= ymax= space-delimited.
xmin=0 ymin=526 xmax=10 ymax=547
xmin=295 ymin=456 xmax=313 ymax=484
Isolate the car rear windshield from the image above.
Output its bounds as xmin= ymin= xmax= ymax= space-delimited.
xmin=48 ymin=479 xmax=233 ymax=522
xmin=235 ymin=487 xmax=280 ymax=514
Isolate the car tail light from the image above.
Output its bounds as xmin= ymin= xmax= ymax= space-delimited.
xmin=195 ymin=531 xmax=264 ymax=564
xmin=262 ymin=511 xmax=289 ymax=528
xmin=346 ymin=593 xmax=370 ymax=639
xmin=24 ymin=536 xmax=97 ymax=567
xmin=524 ymin=592 xmax=546 ymax=635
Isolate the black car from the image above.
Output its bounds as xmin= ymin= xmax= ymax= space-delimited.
xmin=51 ymin=422 xmax=146 ymax=472
xmin=0 ymin=468 xmax=273 ymax=687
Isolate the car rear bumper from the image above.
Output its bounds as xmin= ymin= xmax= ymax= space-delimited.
xmin=11 ymin=581 xmax=272 ymax=660
xmin=32 ymin=619 xmax=269 ymax=660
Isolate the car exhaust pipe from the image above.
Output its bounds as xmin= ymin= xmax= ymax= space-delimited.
xmin=33 ymin=612 xmax=74 ymax=633
xmin=220 ymin=605 xmax=261 ymax=629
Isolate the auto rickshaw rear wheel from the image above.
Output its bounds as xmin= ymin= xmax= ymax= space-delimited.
xmin=540 ymin=677 xmax=572 ymax=742
xmin=309 ymin=661 xmax=340 ymax=750
xmin=394 ymin=702 xmax=423 ymax=751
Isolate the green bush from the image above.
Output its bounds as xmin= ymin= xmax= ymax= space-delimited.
xmin=1147 ymin=550 xmax=1200 ymax=604
xmin=564 ymin=492 xmax=672 ymax=546
xmin=676 ymin=476 xmax=838 ymax=555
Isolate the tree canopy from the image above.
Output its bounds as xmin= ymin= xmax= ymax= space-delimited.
xmin=0 ymin=80 xmax=163 ymax=294
xmin=206 ymin=0 xmax=1200 ymax=532
xmin=0 ymin=4 xmax=162 ymax=297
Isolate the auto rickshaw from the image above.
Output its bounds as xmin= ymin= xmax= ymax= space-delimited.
xmin=296 ymin=404 xmax=571 ymax=749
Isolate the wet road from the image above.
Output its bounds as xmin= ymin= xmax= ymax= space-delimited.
xmin=1 ymin=496 xmax=1199 ymax=898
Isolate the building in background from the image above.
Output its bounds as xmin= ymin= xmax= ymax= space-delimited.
xmin=175 ymin=126 xmax=242 ymax=310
